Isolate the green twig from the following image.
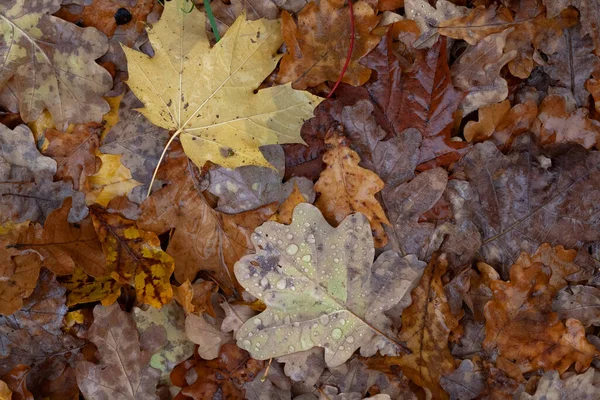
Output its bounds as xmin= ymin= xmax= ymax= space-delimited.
xmin=203 ymin=0 xmax=221 ymax=42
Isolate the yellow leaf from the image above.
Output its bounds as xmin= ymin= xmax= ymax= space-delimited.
xmin=58 ymin=266 xmax=122 ymax=307
xmin=91 ymin=205 xmax=174 ymax=308
xmin=270 ymin=182 xmax=308 ymax=224
xmin=85 ymin=153 xmax=142 ymax=207
xmin=0 ymin=379 xmax=11 ymax=400
xmin=122 ymin=0 xmax=321 ymax=171
xmin=100 ymin=94 xmax=125 ymax=141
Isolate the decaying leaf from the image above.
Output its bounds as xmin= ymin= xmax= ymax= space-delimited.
xmin=186 ymin=313 xmax=232 ymax=360
xmin=137 ymin=143 xmax=276 ymax=294
xmin=235 ymin=203 xmax=426 ymax=367
xmin=84 ymin=153 xmax=142 ymax=207
xmin=452 ymin=135 xmax=600 ymax=277
xmin=440 ymin=359 xmax=485 ymax=400
xmin=0 ymin=379 xmax=11 ymax=400
xmin=278 ymin=0 xmax=380 ymax=89
xmin=314 ymin=130 xmax=390 ymax=248
xmin=58 ymin=266 xmax=122 ymax=307
xmin=451 ymin=29 xmax=517 ymax=115
xmin=133 ymin=303 xmax=195 ymax=387
xmin=76 ymin=303 xmax=167 ymax=400
xmin=0 ymin=124 xmax=56 ymax=181
xmin=43 ymin=123 xmax=101 ymax=191
xmin=544 ymin=0 xmax=600 ymax=55
xmin=397 ymin=253 xmax=459 ymax=400
xmin=520 ymin=368 xmax=600 ymax=399
xmin=0 ymin=365 xmax=31 ymax=400
xmin=404 ymin=0 xmax=467 ymax=48
xmin=0 ymin=0 xmax=112 ymax=128
xmin=210 ymin=0 xmax=280 ymax=37
xmin=553 ymin=285 xmax=600 ymax=328
xmin=91 ymin=205 xmax=174 ymax=308
xmin=123 ymin=0 xmax=320 ymax=170
xmin=483 ymin=245 xmax=598 ymax=374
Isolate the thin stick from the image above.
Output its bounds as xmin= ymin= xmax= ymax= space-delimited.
xmin=326 ymin=0 xmax=355 ymax=99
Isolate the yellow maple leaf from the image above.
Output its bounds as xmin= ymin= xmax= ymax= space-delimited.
xmin=122 ymin=0 xmax=321 ymax=185
xmin=85 ymin=153 xmax=142 ymax=207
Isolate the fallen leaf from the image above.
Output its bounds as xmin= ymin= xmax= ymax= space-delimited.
xmin=173 ymin=279 xmax=219 ymax=316
xmin=537 ymin=93 xmax=600 ymax=148
xmin=133 ymin=303 xmax=195 ymax=387
xmin=0 ymin=269 xmax=84 ymax=389
xmin=483 ymin=245 xmax=598 ymax=374
xmin=221 ymin=302 xmax=257 ymax=335
xmin=361 ymin=33 xmax=467 ymax=166
xmin=210 ymin=0 xmax=280 ymax=37
xmin=0 ymin=366 xmax=32 ymax=400
xmin=0 ymin=124 xmax=56 ymax=182
xmin=90 ymin=205 xmax=174 ymax=308
xmin=43 ymin=123 xmax=101 ymax=191
xmin=186 ymin=313 xmax=232 ymax=360
xmin=277 ymin=348 xmax=326 ymax=387
xmin=58 ymin=266 xmax=122 ymax=307
xmin=137 ymin=143 xmax=276 ymax=294
xmin=123 ymin=0 xmax=320 ymax=169
xmin=277 ymin=0 xmax=380 ymax=89
xmin=12 ymin=198 xmax=106 ymax=277
xmin=99 ymin=90 xmax=169 ymax=200
xmin=553 ymin=285 xmax=600 ymax=327
xmin=0 ymin=0 xmax=112 ymax=129
xmin=520 ymin=368 xmax=600 ymax=399
xmin=76 ymin=303 xmax=167 ymax=400
xmin=170 ymin=342 xmax=264 ymax=399
xmin=271 ymin=182 xmax=310 ymax=224
xmin=84 ymin=152 xmax=142 ymax=207
xmin=404 ymin=0 xmax=468 ymax=48
xmin=243 ymin=362 xmax=291 ymax=400
xmin=451 ymin=29 xmax=517 ymax=115
xmin=0 ymin=378 xmax=11 ymax=400
xmin=314 ymin=130 xmax=390 ymax=248
xmin=463 ymin=99 xmax=540 ymax=146
xmin=451 ymin=134 xmax=600 ymax=277
xmin=543 ymin=26 xmax=600 ymax=106
xmin=30 ymin=364 xmax=79 ymax=400
xmin=397 ymin=253 xmax=459 ymax=400
xmin=235 ymin=203 xmax=426 ymax=367
xmin=544 ymin=0 xmax=600 ymax=55
xmin=440 ymin=359 xmax=486 ymax=400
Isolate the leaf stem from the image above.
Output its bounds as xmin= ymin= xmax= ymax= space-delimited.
xmin=204 ymin=0 xmax=221 ymax=42
xmin=146 ymin=128 xmax=183 ymax=198
xmin=326 ymin=0 xmax=355 ymax=99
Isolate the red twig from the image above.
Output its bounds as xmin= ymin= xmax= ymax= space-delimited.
xmin=326 ymin=0 xmax=355 ymax=99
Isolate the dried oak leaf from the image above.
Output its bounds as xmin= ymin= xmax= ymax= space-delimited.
xmin=483 ymin=245 xmax=598 ymax=374
xmin=439 ymin=359 xmax=486 ymax=400
xmin=397 ymin=253 xmax=459 ymax=400
xmin=235 ymin=203 xmax=426 ymax=367
xmin=173 ymin=279 xmax=218 ymax=316
xmin=543 ymin=26 xmax=600 ymax=107
xmin=186 ymin=313 xmax=232 ymax=360
xmin=404 ymin=0 xmax=468 ymax=49
xmin=278 ymin=0 xmax=380 ymax=89
xmin=0 ymin=269 xmax=84 ymax=389
xmin=0 ymin=365 xmax=32 ymax=400
xmin=210 ymin=0 xmax=279 ymax=38
xmin=537 ymin=93 xmax=600 ymax=149
xmin=361 ymin=34 xmax=467 ymax=167
xmin=170 ymin=342 xmax=264 ymax=399
xmin=544 ymin=0 xmax=600 ymax=55
xmin=451 ymin=29 xmax=517 ymax=115
xmin=271 ymin=182 xmax=311 ymax=224
xmin=90 ymin=205 xmax=174 ymax=308
xmin=0 ymin=0 xmax=112 ymax=129
xmin=463 ymin=99 xmax=540 ymax=146
xmin=520 ymin=368 xmax=600 ymax=400
xmin=54 ymin=0 xmax=155 ymax=38
xmin=0 ymin=124 xmax=87 ymax=224
xmin=76 ymin=303 xmax=167 ymax=400
xmin=553 ymin=285 xmax=600 ymax=328
xmin=11 ymin=198 xmax=106 ymax=277
xmin=133 ymin=303 xmax=195 ymax=387
xmin=137 ymin=143 xmax=276 ymax=295
xmin=84 ymin=152 xmax=142 ymax=207
xmin=314 ymin=130 xmax=390 ymax=248
xmin=123 ymin=1 xmax=320 ymax=170
xmin=451 ymin=134 xmax=600 ymax=278
xmin=0 ymin=222 xmax=42 ymax=316
xmin=43 ymin=123 xmax=101 ymax=191
xmin=100 ymin=90 xmax=169 ymax=200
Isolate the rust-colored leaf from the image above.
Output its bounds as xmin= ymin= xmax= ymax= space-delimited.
xmin=0 ymin=365 xmax=32 ymax=400
xmin=90 ymin=205 xmax=174 ymax=308
xmin=314 ymin=130 xmax=389 ymax=247
xmin=137 ymin=143 xmax=276 ymax=295
xmin=270 ymin=182 xmax=309 ymax=224
xmin=397 ymin=253 xmax=459 ymax=400
xmin=483 ymin=244 xmax=598 ymax=374
xmin=278 ymin=0 xmax=380 ymax=89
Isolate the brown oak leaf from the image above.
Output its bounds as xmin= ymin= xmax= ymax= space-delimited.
xmin=314 ymin=130 xmax=389 ymax=247
xmin=278 ymin=0 xmax=380 ymax=89
xmin=137 ymin=142 xmax=276 ymax=295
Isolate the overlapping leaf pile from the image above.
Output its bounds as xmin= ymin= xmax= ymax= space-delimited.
xmin=1 ymin=0 xmax=600 ymax=398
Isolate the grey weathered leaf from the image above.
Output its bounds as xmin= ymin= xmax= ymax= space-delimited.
xmin=0 ymin=124 xmax=56 ymax=182
xmin=185 ymin=313 xmax=232 ymax=360
xmin=100 ymin=90 xmax=169 ymax=202
xmin=220 ymin=301 xmax=256 ymax=335
xmin=76 ymin=303 xmax=167 ymax=400
xmin=404 ymin=0 xmax=468 ymax=49
xmin=440 ymin=360 xmax=485 ymax=400
xmin=451 ymin=135 xmax=600 ymax=278
xmin=277 ymin=348 xmax=326 ymax=387
xmin=520 ymin=368 xmax=600 ymax=400
xmin=451 ymin=318 xmax=485 ymax=359
xmin=244 ymin=362 xmax=292 ymax=400
xmin=553 ymin=285 xmax=600 ymax=327
xmin=235 ymin=203 xmax=426 ymax=367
